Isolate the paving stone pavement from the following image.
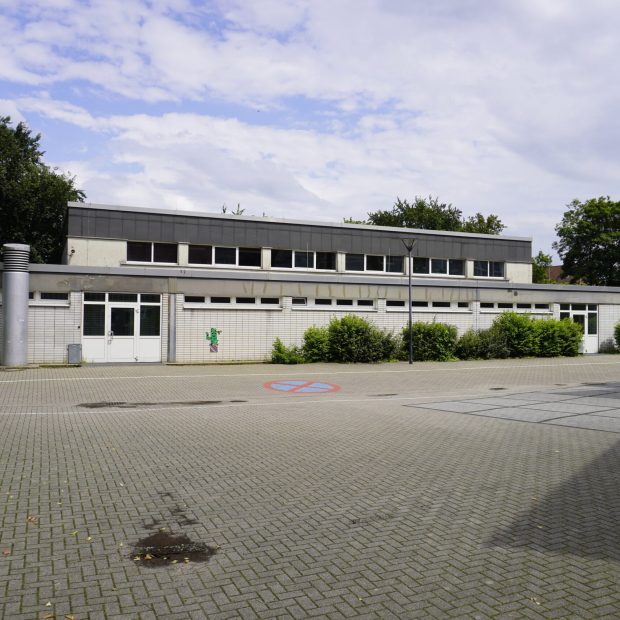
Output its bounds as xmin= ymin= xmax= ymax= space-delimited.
xmin=0 ymin=356 xmax=619 ymax=619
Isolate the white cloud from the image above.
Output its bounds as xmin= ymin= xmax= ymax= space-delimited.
xmin=1 ymin=0 xmax=619 ymax=257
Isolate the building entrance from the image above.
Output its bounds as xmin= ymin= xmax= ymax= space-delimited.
xmin=560 ymin=304 xmax=598 ymax=354
xmin=82 ymin=293 xmax=162 ymax=362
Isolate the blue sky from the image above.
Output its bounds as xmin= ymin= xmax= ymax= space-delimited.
xmin=1 ymin=0 xmax=619 ymax=256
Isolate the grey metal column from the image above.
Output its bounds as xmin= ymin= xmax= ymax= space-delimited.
xmin=2 ymin=244 xmax=30 ymax=367
xmin=167 ymin=293 xmax=177 ymax=363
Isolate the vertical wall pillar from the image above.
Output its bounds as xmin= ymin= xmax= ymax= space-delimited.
xmin=167 ymin=293 xmax=177 ymax=363
xmin=2 ymin=244 xmax=30 ymax=367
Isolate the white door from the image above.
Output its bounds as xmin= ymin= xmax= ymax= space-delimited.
xmin=82 ymin=294 xmax=161 ymax=363
xmin=560 ymin=304 xmax=598 ymax=354
xmin=108 ymin=305 xmax=138 ymax=362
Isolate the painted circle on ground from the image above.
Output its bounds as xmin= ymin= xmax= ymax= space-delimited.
xmin=264 ymin=379 xmax=341 ymax=394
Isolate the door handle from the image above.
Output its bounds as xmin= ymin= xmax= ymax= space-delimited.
xmin=108 ymin=331 xmax=114 ymax=338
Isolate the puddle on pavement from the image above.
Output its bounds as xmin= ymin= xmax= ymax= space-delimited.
xmin=131 ymin=531 xmax=218 ymax=568
xmin=489 ymin=387 xmax=507 ymax=391
xmin=368 ymin=393 xmax=398 ymax=397
xmin=78 ymin=400 xmax=223 ymax=409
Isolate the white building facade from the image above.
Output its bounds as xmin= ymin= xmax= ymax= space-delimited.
xmin=1 ymin=202 xmax=618 ymax=365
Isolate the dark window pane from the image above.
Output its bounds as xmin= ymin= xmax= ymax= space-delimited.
xmin=474 ymin=261 xmax=489 ymax=277
xmin=432 ymin=301 xmax=450 ymax=308
xmin=490 ymin=261 xmax=504 ymax=277
xmin=260 ymin=298 xmax=279 ymax=304
xmin=498 ymin=303 xmax=513 ymax=308
xmin=413 ymin=257 xmax=429 ymax=274
xmin=140 ymin=306 xmax=160 ymax=336
xmin=412 ymin=301 xmax=428 ymax=307
xmin=184 ymin=296 xmax=204 ymax=303
xmin=386 ymin=300 xmax=405 ymax=307
xmin=588 ymin=313 xmax=597 ymax=335
xmin=292 ymin=297 xmax=307 ymax=305
xmin=109 ymin=293 xmax=138 ymax=302
xmin=357 ymin=300 xmax=374 ymax=306
xmin=153 ymin=243 xmax=177 ymax=263
xmin=315 ymin=298 xmax=332 ymax=305
xmin=386 ymin=256 xmax=403 ymax=273
xmin=516 ymin=303 xmax=531 ymax=309
xmin=316 ymin=252 xmax=336 ymax=270
xmin=458 ymin=302 xmax=469 ymax=308
xmin=588 ymin=304 xmax=597 ymax=311
xmin=40 ymin=292 xmax=68 ymax=300
xmin=188 ymin=245 xmax=212 ymax=264
xmin=560 ymin=312 xmax=570 ymax=320
xmin=336 ymin=299 xmax=353 ymax=306
xmin=271 ymin=249 xmax=292 ymax=268
xmin=214 ymin=246 xmax=236 ymax=264
xmin=127 ymin=241 xmax=151 ymax=262
xmin=480 ymin=302 xmax=494 ymax=308
xmin=211 ymin=297 xmax=231 ymax=303
xmin=572 ymin=303 xmax=586 ymax=311
xmin=449 ymin=260 xmax=464 ymax=276
xmin=345 ymin=254 xmax=364 ymax=271
xmin=239 ymin=247 xmax=261 ymax=267
xmin=141 ymin=294 xmax=160 ymax=303
xmin=84 ymin=292 xmax=105 ymax=302
xmin=560 ymin=304 xmax=570 ymax=310
xmin=235 ymin=297 xmax=255 ymax=304
xmin=28 ymin=291 xmax=34 ymax=299
xmin=294 ymin=251 xmax=314 ymax=269
xmin=573 ymin=315 xmax=585 ymax=331
xmin=83 ymin=305 xmax=105 ymax=336
xmin=366 ymin=255 xmax=384 ymax=271
xmin=111 ymin=307 xmax=134 ymax=336
xmin=431 ymin=259 xmax=448 ymax=274
xmin=535 ymin=304 xmax=549 ymax=310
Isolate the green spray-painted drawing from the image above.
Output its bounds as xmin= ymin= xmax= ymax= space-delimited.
xmin=206 ymin=328 xmax=220 ymax=353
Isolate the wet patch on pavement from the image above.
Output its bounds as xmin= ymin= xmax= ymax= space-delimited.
xmin=130 ymin=531 xmax=218 ymax=568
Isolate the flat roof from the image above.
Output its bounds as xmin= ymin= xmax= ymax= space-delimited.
xmin=68 ymin=201 xmax=532 ymax=243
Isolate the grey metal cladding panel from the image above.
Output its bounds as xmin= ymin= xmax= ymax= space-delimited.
xmin=122 ymin=216 xmax=136 ymax=240
xmin=108 ymin=216 xmax=123 ymax=238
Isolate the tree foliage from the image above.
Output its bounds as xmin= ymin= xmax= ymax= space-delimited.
xmin=553 ymin=197 xmax=620 ymax=286
xmin=358 ymin=196 xmax=505 ymax=234
xmin=531 ymin=250 xmax=553 ymax=283
xmin=0 ymin=116 xmax=85 ymax=263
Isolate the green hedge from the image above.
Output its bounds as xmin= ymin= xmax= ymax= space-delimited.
xmin=615 ymin=321 xmax=620 ymax=350
xmin=272 ymin=316 xmax=400 ymax=364
xmin=401 ymin=322 xmax=457 ymax=361
xmin=273 ymin=312 xmax=585 ymax=364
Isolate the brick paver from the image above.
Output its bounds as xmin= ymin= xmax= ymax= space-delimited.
xmin=1 ymin=356 xmax=619 ymax=619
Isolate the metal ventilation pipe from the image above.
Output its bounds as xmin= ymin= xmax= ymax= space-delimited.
xmin=2 ymin=244 xmax=30 ymax=367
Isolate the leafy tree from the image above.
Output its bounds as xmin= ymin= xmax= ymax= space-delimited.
xmin=553 ymin=197 xmax=620 ymax=286
xmin=532 ymin=250 xmax=553 ymax=283
xmin=349 ymin=196 xmax=505 ymax=234
xmin=0 ymin=116 xmax=85 ymax=263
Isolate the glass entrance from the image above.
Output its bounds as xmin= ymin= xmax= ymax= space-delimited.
xmin=82 ymin=293 xmax=162 ymax=362
xmin=559 ymin=304 xmax=598 ymax=354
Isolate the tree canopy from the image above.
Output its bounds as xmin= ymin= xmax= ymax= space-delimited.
xmin=531 ymin=250 xmax=553 ymax=284
xmin=354 ymin=196 xmax=505 ymax=234
xmin=553 ymin=197 xmax=620 ymax=286
xmin=0 ymin=116 xmax=85 ymax=263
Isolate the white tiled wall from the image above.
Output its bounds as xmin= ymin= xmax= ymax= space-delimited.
xmin=28 ymin=293 xmax=82 ymax=364
xmin=598 ymin=304 xmax=620 ymax=351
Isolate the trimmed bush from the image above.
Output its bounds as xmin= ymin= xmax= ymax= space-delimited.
xmin=489 ymin=312 xmax=538 ymax=357
xmin=327 ymin=314 xmax=388 ymax=363
xmin=302 ymin=326 xmax=329 ymax=362
xmin=271 ymin=338 xmax=304 ymax=364
xmin=615 ymin=321 xmax=620 ymax=350
xmin=402 ymin=322 xmax=457 ymax=361
xmin=455 ymin=329 xmax=483 ymax=360
xmin=556 ymin=318 xmax=583 ymax=356
xmin=533 ymin=319 xmax=564 ymax=357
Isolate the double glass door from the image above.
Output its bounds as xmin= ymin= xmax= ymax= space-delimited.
xmin=82 ymin=293 xmax=161 ymax=362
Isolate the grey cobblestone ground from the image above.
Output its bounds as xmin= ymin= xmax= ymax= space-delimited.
xmin=0 ymin=356 xmax=619 ymax=619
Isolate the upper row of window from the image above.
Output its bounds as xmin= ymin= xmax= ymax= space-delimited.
xmin=126 ymin=242 xmax=505 ymax=277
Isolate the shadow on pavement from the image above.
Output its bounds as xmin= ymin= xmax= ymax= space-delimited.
xmin=488 ymin=439 xmax=620 ymax=561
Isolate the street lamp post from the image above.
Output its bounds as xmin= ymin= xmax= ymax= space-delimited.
xmin=401 ymin=238 xmax=416 ymax=364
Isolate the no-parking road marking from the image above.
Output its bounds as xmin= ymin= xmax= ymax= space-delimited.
xmin=264 ymin=379 xmax=341 ymax=394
